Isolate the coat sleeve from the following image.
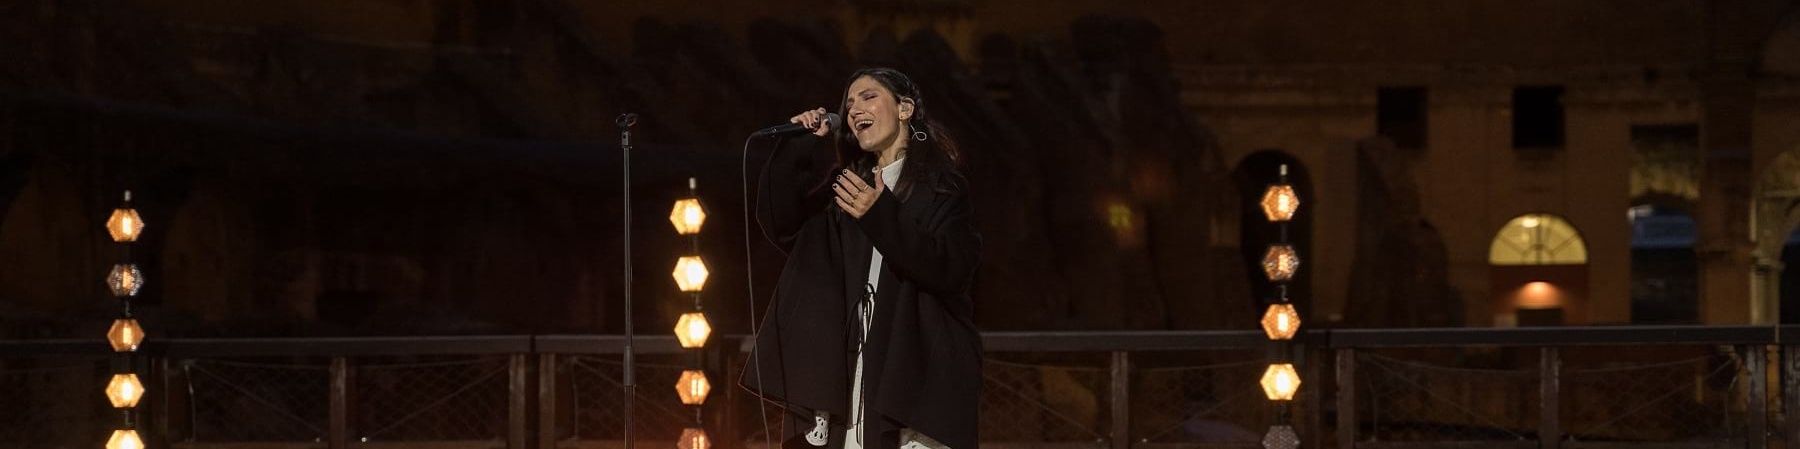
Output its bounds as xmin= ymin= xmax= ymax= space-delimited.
xmin=855 ymin=176 xmax=982 ymax=296
xmin=756 ymin=134 xmax=834 ymax=253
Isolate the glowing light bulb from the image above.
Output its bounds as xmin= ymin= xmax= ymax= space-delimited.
xmin=1261 ymin=303 xmax=1301 ymax=340
xmin=106 ymin=429 xmax=143 ymax=449
xmin=106 ymin=374 xmax=145 ymax=408
xmin=678 ymin=428 xmax=711 ymax=449
xmin=676 ymin=370 xmax=711 ymax=405
xmin=1259 ymin=184 xmax=1300 ymax=222
xmin=1260 ymin=363 xmax=1301 ymax=401
xmin=674 ymin=312 xmax=712 ymax=348
xmin=108 ymin=318 xmax=145 ymax=352
xmin=672 ymin=256 xmax=710 ymax=292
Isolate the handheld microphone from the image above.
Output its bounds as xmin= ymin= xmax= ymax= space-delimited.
xmin=753 ymin=113 xmax=840 ymax=137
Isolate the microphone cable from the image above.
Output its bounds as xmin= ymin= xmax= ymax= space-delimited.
xmin=741 ymin=133 xmax=775 ymax=449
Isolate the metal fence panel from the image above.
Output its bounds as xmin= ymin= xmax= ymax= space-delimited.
xmin=1560 ymin=347 xmax=1743 ymax=443
xmin=185 ymin=358 xmax=330 ymax=442
xmin=355 ymin=356 xmax=510 ymax=442
xmin=1355 ymin=349 xmax=1539 ymax=442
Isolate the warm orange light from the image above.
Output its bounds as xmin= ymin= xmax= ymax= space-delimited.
xmin=106 ymin=207 xmax=145 ymax=243
xmin=670 ymin=198 xmax=707 ymax=235
xmin=1259 ymin=184 xmax=1300 ymax=222
xmin=1261 ymin=245 xmax=1300 ymax=282
xmin=1261 ymin=303 xmax=1301 ymax=340
xmin=678 ymin=427 xmax=711 ymax=449
xmin=108 ymin=264 xmax=144 ymax=297
xmin=106 ymin=374 xmax=145 ymax=408
xmin=1260 ymin=363 xmax=1301 ymax=401
xmin=674 ymin=312 xmax=712 ymax=349
xmin=672 ymin=256 xmax=710 ymax=292
xmin=108 ymin=318 xmax=145 ymax=352
xmin=676 ymin=370 xmax=711 ymax=405
xmin=1516 ymin=281 xmax=1562 ymax=309
xmin=106 ymin=429 xmax=144 ymax=449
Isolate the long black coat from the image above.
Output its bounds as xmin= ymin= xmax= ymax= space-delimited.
xmin=739 ymin=133 xmax=982 ymax=449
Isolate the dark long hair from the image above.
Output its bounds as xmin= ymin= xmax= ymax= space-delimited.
xmin=833 ymin=67 xmax=962 ymax=200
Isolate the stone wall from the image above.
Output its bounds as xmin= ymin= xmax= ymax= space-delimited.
xmin=4 ymin=0 xmax=1800 ymax=336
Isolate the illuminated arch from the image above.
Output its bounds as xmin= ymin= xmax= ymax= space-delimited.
xmin=1489 ymin=214 xmax=1588 ymax=265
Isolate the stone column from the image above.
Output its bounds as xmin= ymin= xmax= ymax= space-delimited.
xmin=1755 ymin=258 xmax=1785 ymax=323
xmin=1696 ymin=1 xmax=1760 ymax=324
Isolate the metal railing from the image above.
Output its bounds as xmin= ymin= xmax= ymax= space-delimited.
xmin=1 ymin=326 xmax=1793 ymax=449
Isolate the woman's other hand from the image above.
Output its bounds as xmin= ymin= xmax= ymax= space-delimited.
xmin=833 ymin=169 xmax=883 ymax=219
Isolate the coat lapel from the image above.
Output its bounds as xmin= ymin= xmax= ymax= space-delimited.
xmin=898 ymin=172 xmax=947 ymax=230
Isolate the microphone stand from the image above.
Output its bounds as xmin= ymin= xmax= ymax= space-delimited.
xmin=616 ymin=112 xmax=639 ymax=449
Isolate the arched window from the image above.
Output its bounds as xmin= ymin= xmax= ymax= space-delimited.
xmin=1489 ymin=214 xmax=1587 ymax=265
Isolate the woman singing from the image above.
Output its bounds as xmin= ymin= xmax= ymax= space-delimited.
xmin=742 ymin=67 xmax=982 ymax=449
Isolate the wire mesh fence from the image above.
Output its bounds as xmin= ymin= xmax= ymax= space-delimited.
xmin=1132 ymin=356 xmax=1270 ymax=445
xmin=1347 ymin=346 xmax=1755 ymax=445
xmin=0 ymin=332 xmax=1787 ymax=449
xmin=981 ymin=357 xmax=1111 ymax=445
xmin=567 ymin=354 xmax=702 ymax=442
xmin=185 ymin=358 xmax=330 ymax=442
xmin=1354 ymin=350 xmax=1540 ymax=442
xmin=0 ymin=357 xmax=111 ymax=449
xmin=1560 ymin=347 xmax=1744 ymax=443
xmin=356 ymin=356 xmax=511 ymax=442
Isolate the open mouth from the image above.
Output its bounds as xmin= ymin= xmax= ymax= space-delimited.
xmin=854 ymin=120 xmax=875 ymax=132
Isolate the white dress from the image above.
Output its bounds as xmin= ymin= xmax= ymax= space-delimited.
xmin=808 ymin=158 xmax=950 ymax=449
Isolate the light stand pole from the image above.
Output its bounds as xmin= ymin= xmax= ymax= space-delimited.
xmin=616 ymin=112 xmax=639 ymax=449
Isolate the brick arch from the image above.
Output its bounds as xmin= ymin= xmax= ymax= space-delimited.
xmin=1755 ymin=148 xmax=1800 ymax=323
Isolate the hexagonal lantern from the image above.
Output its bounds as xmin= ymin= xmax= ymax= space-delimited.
xmin=108 ymin=318 xmax=145 ymax=352
xmin=106 ymin=374 xmax=145 ymax=408
xmin=674 ymin=312 xmax=712 ymax=349
xmin=106 ymin=429 xmax=144 ymax=449
xmin=1262 ymin=425 xmax=1299 ymax=449
xmin=1261 ymin=245 xmax=1300 ymax=282
xmin=678 ymin=427 xmax=712 ymax=449
xmin=676 ymin=369 xmax=711 ymax=405
xmin=1260 ymin=363 xmax=1301 ymax=401
xmin=672 ymin=256 xmax=710 ymax=293
xmin=671 ymin=198 xmax=707 ymax=235
xmin=106 ymin=198 xmax=146 ymax=243
xmin=1259 ymin=184 xmax=1299 ymax=222
xmin=1261 ymin=303 xmax=1301 ymax=340
xmin=108 ymin=264 xmax=144 ymax=297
